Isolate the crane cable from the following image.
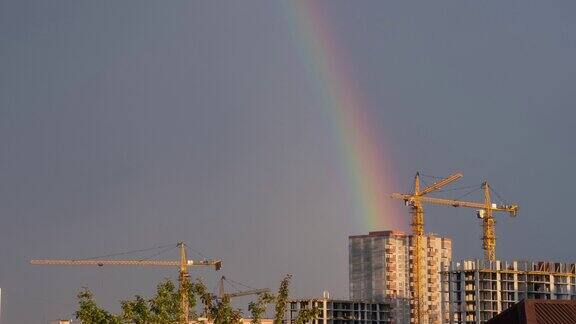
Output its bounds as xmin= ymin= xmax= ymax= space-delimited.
xmin=489 ymin=186 xmax=508 ymax=205
xmin=139 ymin=244 xmax=180 ymax=261
xmin=218 ymin=275 xmax=258 ymax=295
xmin=224 ymin=278 xmax=243 ymax=293
xmin=73 ymin=243 xmax=215 ymax=263
xmin=419 ymin=173 xmax=444 ymax=179
xmin=187 ymin=246 xmax=211 ymax=260
xmin=418 ymin=173 xmax=482 ymax=196
xmin=453 ymin=185 xmax=483 ymax=201
xmin=431 ymin=183 xmax=483 ymax=194
xmin=225 ymin=276 xmax=255 ymax=290
xmin=76 ymin=243 xmax=179 ymax=261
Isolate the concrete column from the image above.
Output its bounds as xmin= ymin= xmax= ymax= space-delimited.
xmin=474 ymin=270 xmax=480 ymax=323
xmin=323 ymin=298 xmax=327 ymax=324
xmin=496 ymin=271 xmax=502 ymax=313
xmin=550 ymin=275 xmax=555 ymax=300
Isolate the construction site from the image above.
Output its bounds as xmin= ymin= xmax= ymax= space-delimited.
xmin=28 ymin=172 xmax=576 ymax=324
xmin=344 ymin=171 xmax=576 ymax=324
xmin=279 ymin=170 xmax=576 ymax=323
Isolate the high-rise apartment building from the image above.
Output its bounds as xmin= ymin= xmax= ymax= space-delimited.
xmin=443 ymin=259 xmax=576 ymax=324
xmin=349 ymin=230 xmax=452 ymax=324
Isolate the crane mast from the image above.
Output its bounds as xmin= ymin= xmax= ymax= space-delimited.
xmin=406 ymin=172 xmax=463 ymax=324
xmin=482 ymin=182 xmax=496 ymax=261
xmin=411 ymin=173 xmax=425 ymax=324
xmin=31 ymin=242 xmax=221 ymax=324
xmin=179 ymin=242 xmax=190 ymax=324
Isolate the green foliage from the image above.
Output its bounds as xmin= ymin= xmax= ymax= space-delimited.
xmin=76 ymin=276 xmax=293 ymax=324
xmin=146 ymin=279 xmax=182 ymax=323
xmin=191 ymin=278 xmax=214 ymax=319
xmin=273 ymin=274 xmax=292 ymax=324
xmin=120 ymin=295 xmax=150 ymax=323
xmin=294 ymin=306 xmax=321 ymax=324
xmin=191 ymin=279 xmax=242 ymax=323
xmin=78 ymin=278 xmax=198 ymax=324
xmin=248 ymin=292 xmax=275 ymax=324
xmin=211 ymin=295 xmax=243 ymax=324
xmin=75 ymin=288 xmax=121 ymax=324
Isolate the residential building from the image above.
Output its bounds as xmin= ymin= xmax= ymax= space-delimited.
xmin=349 ymin=230 xmax=452 ymax=324
xmin=444 ymin=259 xmax=576 ymax=323
xmin=288 ymin=291 xmax=393 ymax=323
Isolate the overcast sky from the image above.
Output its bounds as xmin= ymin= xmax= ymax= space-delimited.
xmin=2 ymin=1 xmax=576 ymax=322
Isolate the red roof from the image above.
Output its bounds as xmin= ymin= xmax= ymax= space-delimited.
xmin=487 ymin=299 xmax=576 ymax=324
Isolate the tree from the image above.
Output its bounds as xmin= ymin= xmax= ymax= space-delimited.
xmin=294 ymin=306 xmax=321 ymax=324
xmin=248 ymin=292 xmax=275 ymax=324
xmin=75 ymin=275 xmax=293 ymax=323
xmin=119 ymin=278 xmax=193 ymax=323
xmin=121 ymin=295 xmax=150 ymax=324
xmin=146 ymin=279 xmax=184 ymax=323
xmin=75 ymin=288 xmax=121 ymax=324
xmin=210 ymin=295 xmax=243 ymax=324
xmin=78 ymin=278 xmax=198 ymax=324
xmin=191 ymin=278 xmax=213 ymax=319
xmin=273 ymin=274 xmax=292 ymax=324
xmin=190 ymin=278 xmax=242 ymax=324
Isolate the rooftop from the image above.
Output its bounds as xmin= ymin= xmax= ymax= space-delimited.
xmin=487 ymin=299 xmax=576 ymax=324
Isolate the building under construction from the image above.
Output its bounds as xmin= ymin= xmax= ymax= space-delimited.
xmin=443 ymin=259 xmax=576 ymax=323
xmin=288 ymin=291 xmax=393 ymax=323
xmin=349 ymin=230 xmax=452 ymax=324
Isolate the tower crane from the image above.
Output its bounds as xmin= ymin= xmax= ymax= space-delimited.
xmin=217 ymin=276 xmax=270 ymax=300
xmin=398 ymin=171 xmax=463 ymax=324
xmin=31 ymin=242 xmax=222 ymax=324
xmin=392 ymin=181 xmax=518 ymax=261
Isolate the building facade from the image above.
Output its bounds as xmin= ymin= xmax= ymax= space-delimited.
xmin=444 ymin=259 xmax=576 ymax=323
xmin=349 ymin=230 xmax=452 ymax=324
xmin=288 ymin=291 xmax=393 ymax=323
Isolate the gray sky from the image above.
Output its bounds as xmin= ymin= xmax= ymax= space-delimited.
xmin=1 ymin=1 xmax=576 ymax=322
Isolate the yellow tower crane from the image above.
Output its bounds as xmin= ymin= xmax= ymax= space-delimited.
xmin=217 ymin=276 xmax=270 ymax=300
xmin=398 ymin=171 xmax=463 ymax=324
xmin=31 ymin=242 xmax=222 ymax=324
xmin=392 ymin=181 xmax=518 ymax=261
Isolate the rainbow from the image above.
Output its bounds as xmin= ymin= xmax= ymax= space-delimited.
xmin=282 ymin=1 xmax=404 ymax=231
